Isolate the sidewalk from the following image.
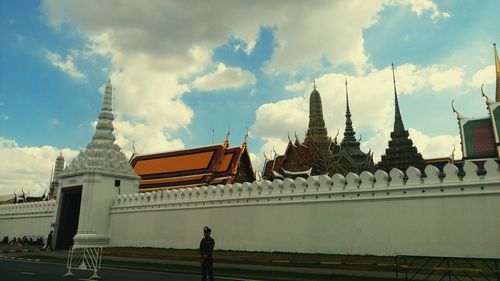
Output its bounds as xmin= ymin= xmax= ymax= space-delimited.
xmin=1 ymin=247 xmax=398 ymax=281
xmin=0 ymin=244 xmax=42 ymax=254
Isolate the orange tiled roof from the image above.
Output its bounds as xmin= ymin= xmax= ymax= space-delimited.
xmin=130 ymin=142 xmax=253 ymax=191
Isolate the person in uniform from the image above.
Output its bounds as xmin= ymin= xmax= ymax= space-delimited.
xmin=44 ymin=230 xmax=53 ymax=251
xmin=199 ymin=226 xmax=215 ymax=281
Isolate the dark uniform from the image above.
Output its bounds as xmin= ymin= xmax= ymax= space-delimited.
xmin=44 ymin=231 xmax=53 ymax=251
xmin=199 ymin=227 xmax=215 ymax=281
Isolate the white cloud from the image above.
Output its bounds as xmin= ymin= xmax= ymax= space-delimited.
xmin=192 ymin=63 xmax=256 ymax=91
xmin=109 ymin=64 xmax=193 ymax=131
xmin=393 ymin=0 xmax=450 ymax=20
xmin=285 ymin=81 xmax=307 ymax=92
xmin=469 ymin=65 xmax=495 ymax=89
xmin=112 ymin=119 xmax=185 ymax=158
xmin=0 ymin=137 xmax=78 ymax=196
xmin=38 ymin=0 xmax=451 ymax=178
xmin=253 ymin=97 xmax=308 ymax=141
xmin=41 ymin=0 xmax=447 ymax=76
xmin=388 ymin=64 xmax=464 ymax=93
xmin=45 ymin=49 xmax=86 ymax=80
xmin=49 ymin=118 xmax=59 ymax=125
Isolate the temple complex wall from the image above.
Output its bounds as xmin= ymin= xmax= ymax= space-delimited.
xmin=0 ymin=161 xmax=499 ymax=258
xmin=0 ymin=200 xmax=56 ymax=238
xmin=109 ymin=161 xmax=500 ymax=258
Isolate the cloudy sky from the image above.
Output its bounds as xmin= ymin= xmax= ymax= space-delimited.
xmin=0 ymin=0 xmax=499 ymax=196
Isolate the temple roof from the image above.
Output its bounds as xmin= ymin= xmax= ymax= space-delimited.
xmin=130 ymin=141 xmax=255 ymax=191
xmin=453 ymin=45 xmax=500 ymax=161
xmin=377 ymin=64 xmax=426 ymax=172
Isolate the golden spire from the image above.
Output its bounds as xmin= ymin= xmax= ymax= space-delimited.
xmin=494 ymin=43 xmax=500 ymax=102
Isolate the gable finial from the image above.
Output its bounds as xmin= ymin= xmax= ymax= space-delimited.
xmin=242 ymin=127 xmax=249 ymax=145
xmin=451 ymin=99 xmax=463 ymax=119
xmin=481 ymin=83 xmax=492 ymax=105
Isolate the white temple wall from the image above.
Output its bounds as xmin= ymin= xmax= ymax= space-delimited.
xmin=0 ymin=201 xmax=56 ymax=238
xmin=1 ymin=162 xmax=499 ymax=258
xmin=109 ymin=162 xmax=500 ymax=258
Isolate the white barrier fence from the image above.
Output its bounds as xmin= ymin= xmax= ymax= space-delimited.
xmin=64 ymin=245 xmax=103 ymax=280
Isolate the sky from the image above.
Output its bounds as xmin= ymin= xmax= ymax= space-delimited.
xmin=0 ymin=0 xmax=499 ymax=196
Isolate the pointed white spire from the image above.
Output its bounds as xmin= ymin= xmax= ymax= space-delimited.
xmin=64 ymin=78 xmax=136 ymax=176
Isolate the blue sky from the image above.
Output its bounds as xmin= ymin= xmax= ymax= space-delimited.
xmin=0 ymin=0 xmax=499 ymax=195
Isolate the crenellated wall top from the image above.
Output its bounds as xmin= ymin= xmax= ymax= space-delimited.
xmin=0 ymin=200 xmax=57 ymax=217
xmin=110 ymin=160 xmax=500 ymax=213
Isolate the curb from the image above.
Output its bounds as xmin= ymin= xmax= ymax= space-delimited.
xmin=0 ymin=248 xmax=42 ymax=254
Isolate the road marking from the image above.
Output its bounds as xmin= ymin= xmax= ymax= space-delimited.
xmin=21 ymin=272 xmax=35 ymax=275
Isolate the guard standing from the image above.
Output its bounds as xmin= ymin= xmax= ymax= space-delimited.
xmin=199 ymin=226 xmax=215 ymax=281
xmin=44 ymin=230 xmax=53 ymax=251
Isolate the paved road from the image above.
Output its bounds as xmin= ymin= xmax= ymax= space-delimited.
xmin=0 ymin=258 xmax=254 ymax=281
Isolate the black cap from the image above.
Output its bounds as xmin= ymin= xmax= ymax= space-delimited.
xmin=204 ymin=226 xmax=211 ymax=233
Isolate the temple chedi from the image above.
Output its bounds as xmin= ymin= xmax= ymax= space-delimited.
xmin=64 ymin=78 xmax=136 ymax=175
xmin=263 ymin=81 xmax=374 ymax=180
xmin=377 ymin=63 xmax=426 ymax=172
xmin=54 ymin=77 xmax=140 ymax=249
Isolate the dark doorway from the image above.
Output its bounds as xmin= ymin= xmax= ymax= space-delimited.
xmin=55 ymin=186 xmax=82 ymax=250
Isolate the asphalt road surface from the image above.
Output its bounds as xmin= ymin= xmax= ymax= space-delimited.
xmin=0 ymin=258 xmax=255 ymax=281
